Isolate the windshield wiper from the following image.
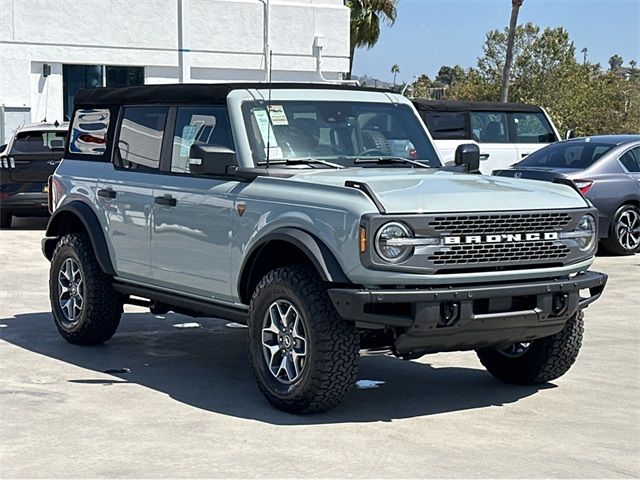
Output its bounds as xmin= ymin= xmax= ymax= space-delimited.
xmin=257 ymin=157 xmax=344 ymax=169
xmin=352 ymin=156 xmax=432 ymax=168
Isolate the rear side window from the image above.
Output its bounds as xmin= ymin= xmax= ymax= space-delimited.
xmin=619 ymin=146 xmax=640 ymax=173
xmin=513 ymin=112 xmax=557 ymax=143
xmin=10 ymin=131 xmax=67 ymax=154
xmin=171 ymin=106 xmax=234 ymax=174
xmin=422 ymin=112 xmax=467 ymax=140
xmin=69 ymin=109 xmax=110 ymax=156
xmin=117 ymin=106 xmax=168 ymax=171
xmin=519 ymin=142 xmax=615 ymax=169
xmin=470 ymin=112 xmax=508 ymax=143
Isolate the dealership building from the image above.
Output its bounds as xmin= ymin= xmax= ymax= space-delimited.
xmin=0 ymin=0 xmax=350 ymax=142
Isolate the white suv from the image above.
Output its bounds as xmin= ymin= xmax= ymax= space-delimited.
xmin=413 ymin=100 xmax=562 ymax=175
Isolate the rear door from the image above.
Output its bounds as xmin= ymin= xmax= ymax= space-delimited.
xmin=469 ymin=111 xmax=517 ymax=174
xmin=96 ymin=106 xmax=168 ymax=282
xmin=619 ymin=145 xmax=640 ymax=186
xmin=150 ymin=105 xmax=239 ymax=302
xmin=512 ymin=111 xmax=559 ymax=161
xmin=5 ymin=130 xmax=66 ymax=184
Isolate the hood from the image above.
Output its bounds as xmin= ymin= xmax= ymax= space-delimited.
xmin=289 ymin=168 xmax=588 ymax=214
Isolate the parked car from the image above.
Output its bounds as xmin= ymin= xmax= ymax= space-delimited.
xmin=0 ymin=121 xmax=69 ymax=228
xmin=42 ymin=83 xmax=606 ymax=414
xmin=493 ymin=135 xmax=640 ymax=255
xmin=413 ymin=99 xmax=563 ymax=175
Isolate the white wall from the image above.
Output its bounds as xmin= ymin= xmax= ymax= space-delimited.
xmin=0 ymin=0 xmax=350 ymax=130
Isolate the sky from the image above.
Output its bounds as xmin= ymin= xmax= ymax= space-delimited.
xmin=352 ymin=0 xmax=640 ymax=84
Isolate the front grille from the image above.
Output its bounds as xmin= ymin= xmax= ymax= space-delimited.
xmin=428 ymin=212 xmax=572 ymax=236
xmin=429 ymin=241 xmax=570 ymax=266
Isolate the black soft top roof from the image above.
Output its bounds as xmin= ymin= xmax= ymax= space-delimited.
xmin=73 ymin=83 xmax=391 ymax=107
xmin=412 ymin=99 xmax=543 ymax=113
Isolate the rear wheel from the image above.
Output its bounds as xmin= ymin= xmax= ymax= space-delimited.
xmin=248 ymin=265 xmax=360 ymax=413
xmin=476 ymin=311 xmax=584 ymax=385
xmin=601 ymin=204 xmax=640 ymax=255
xmin=50 ymin=232 xmax=123 ymax=345
xmin=0 ymin=211 xmax=12 ymax=228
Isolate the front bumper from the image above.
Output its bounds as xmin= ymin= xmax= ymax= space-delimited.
xmin=328 ymin=271 xmax=607 ymax=356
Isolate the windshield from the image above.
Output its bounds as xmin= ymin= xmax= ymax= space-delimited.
xmin=10 ymin=131 xmax=67 ymax=154
xmin=242 ymin=101 xmax=441 ymax=168
xmin=518 ymin=141 xmax=615 ymax=169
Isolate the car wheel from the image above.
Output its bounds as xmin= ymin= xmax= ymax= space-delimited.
xmin=602 ymin=204 xmax=640 ymax=255
xmin=50 ymin=232 xmax=124 ymax=345
xmin=476 ymin=310 xmax=584 ymax=385
xmin=248 ymin=265 xmax=360 ymax=413
xmin=0 ymin=211 xmax=12 ymax=228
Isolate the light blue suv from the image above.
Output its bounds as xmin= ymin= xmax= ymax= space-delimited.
xmin=43 ymin=83 xmax=607 ymax=413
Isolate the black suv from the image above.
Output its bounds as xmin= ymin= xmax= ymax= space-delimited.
xmin=0 ymin=122 xmax=68 ymax=228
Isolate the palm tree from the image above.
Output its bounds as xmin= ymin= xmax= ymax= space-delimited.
xmin=581 ymin=47 xmax=588 ymax=64
xmin=500 ymin=0 xmax=524 ymax=102
xmin=346 ymin=0 xmax=398 ymax=79
xmin=391 ymin=64 xmax=400 ymax=85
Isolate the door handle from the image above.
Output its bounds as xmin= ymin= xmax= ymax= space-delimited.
xmin=97 ymin=188 xmax=116 ymax=199
xmin=480 ymin=153 xmax=490 ymax=160
xmin=154 ymin=194 xmax=177 ymax=207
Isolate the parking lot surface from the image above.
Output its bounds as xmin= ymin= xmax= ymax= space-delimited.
xmin=1 ymin=218 xmax=639 ymax=479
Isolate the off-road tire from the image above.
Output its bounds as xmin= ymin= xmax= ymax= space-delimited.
xmin=601 ymin=204 xmax=640 ymax=255
xmin=248 ymin=265 xmax=360 ymax=414
xmin=0 ymin=211 xmax=12 ymax=228
xmin=476 ymin=310 xmax=584 ymax=385
xmin=50 ymin=232 xmax=123 ymax=345
xmin=362 ymin=130 xmax=392 ymax=155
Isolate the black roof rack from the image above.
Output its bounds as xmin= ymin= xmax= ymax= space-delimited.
xmin=74 ymin=82 xmax=392 ymax=107
xmin=412 ymin=99 xmax=543 ymax=113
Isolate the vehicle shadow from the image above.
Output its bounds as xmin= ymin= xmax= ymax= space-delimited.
xmin=0 ymin=311 xmax=552 ymax=425
xmin=4 ymin=217 xmax=49 ymax=230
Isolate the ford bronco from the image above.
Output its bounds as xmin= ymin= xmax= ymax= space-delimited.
xmin=43 ymin=83 xmax=606 ymax=413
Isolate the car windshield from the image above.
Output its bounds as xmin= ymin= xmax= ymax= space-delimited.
xmin=518 ymin=141 xmax=615 ymax=169
xmin=242 ymin=101 xmax=441 ymax=168
xmin=10 ymin=131 xmax=66 ymax=154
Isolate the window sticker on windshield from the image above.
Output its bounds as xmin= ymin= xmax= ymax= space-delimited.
xmin=252 ymin=108 xmax=278 ymax=148
xmin=268 ymin=105 xmax=289 ymax=126
xmin=266 ymin=146 xmax=284 ymax=159
xmin=180 ymin=125 xmax=198 ymax=156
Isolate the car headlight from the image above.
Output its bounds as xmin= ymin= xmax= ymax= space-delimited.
xmin=375 ymin=222 xmax=414 ymax=263
xmin=561 ymin=214 xmax=597 ymax=252
xmin=576 ymin=214 xmax=597 ymax=251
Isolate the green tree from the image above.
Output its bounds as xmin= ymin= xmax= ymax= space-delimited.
xmin=501 ymin=0 xmax=524 ymax=102
xmin=449 ymin=23 xmax=640 ymax=135
xmin=391 ymin=64 xmax=400 ymax=85
xmin=609 ymin=54 xmax=624 ymax=71
xmin=346 ymin=0 xmax=398 ymax=79
xmin=435 ymin=65 xmax=466 ymax=86
xmin=410 ymin=74 xmax=435 ymax=98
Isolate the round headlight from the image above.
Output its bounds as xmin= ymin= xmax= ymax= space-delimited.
xmin=576 ymin=214 xmax=596 ymax=251
xmin=375 ymin=222 xmax=413 ymax=263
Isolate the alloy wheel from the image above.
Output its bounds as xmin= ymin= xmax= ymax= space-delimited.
xmin=500 ymin=342 xmax=532 ymax=358
xmin=615 ymin=208 xmax=640 ymax=251
xmin=261 ymin=300 xmax=307 ymax=384
xmin=57 ymin=258 xmax=84 ymax=325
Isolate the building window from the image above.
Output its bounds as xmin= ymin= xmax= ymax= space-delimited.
xmin=63 ymin=65 xmax=144 ymax=120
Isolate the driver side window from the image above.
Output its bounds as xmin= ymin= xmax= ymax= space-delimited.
xmin=171 ymin=106 xmax=234 ymax=174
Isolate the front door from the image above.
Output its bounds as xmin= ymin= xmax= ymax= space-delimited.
xmin=150 ymin=105 xmax=238 ymax=303
xmin=470 ymin=111 xmax=518 ymax=174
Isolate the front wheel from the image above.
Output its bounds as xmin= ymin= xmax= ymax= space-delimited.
xmin=248 ymin=266 xmax=360 ymax=414
xmin=476 ymin=311 xmax=584 ymax=385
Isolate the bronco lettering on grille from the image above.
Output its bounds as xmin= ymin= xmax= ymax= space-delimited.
xmin=443 ymin=232 xmax=559 ymax=245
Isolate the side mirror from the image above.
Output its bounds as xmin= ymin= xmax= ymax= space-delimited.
xmin=454 ymin=143 xmax=480 ymax=173
xmin=565 ymin=129 xmax=575 ymax=140
xmin=188 ymin=144 xmax=237 ymax=176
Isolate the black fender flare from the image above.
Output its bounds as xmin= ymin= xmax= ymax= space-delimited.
xmin=42 ymin=201 xmax=116 ymax=276
xmin=238 ymin=227 xmax=350 ymax=303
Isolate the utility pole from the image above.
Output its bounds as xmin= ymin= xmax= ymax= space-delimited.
xmin=177 ymin=0 xmax=191 ymax=83
xmin=581 ymin=47 xmax=588 ymax=65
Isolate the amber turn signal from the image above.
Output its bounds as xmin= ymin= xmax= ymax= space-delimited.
xmin=359 ymin=226 xmax=367 ymax=253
